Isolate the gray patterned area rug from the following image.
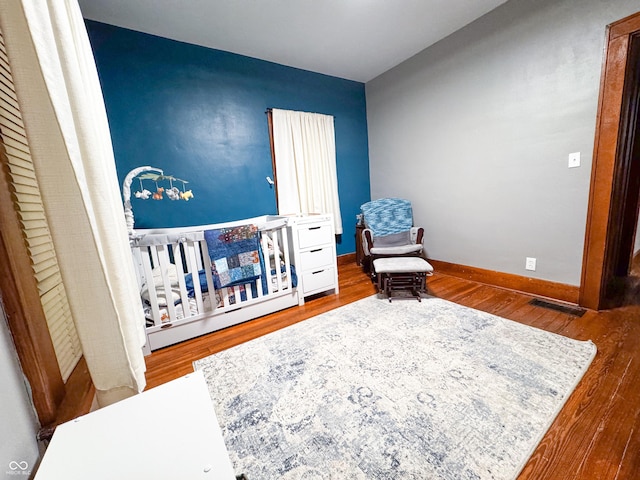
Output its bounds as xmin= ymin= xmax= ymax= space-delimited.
xmin=193 ymin=295 xmax=596 ymax=480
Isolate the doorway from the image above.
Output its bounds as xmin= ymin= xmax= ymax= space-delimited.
xmin=607 ymin=33 xmax=640 ymax=305
xmin=580 ymin=13 xmax=640 ymax=310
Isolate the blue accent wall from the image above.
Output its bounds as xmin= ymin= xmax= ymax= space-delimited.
xmin=85 ymin=20 xmax=370 ymax=255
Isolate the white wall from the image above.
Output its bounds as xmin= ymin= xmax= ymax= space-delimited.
xmin=0 ymin=301 xmax=40 ymax=478
xmin=366 ymin=0 xmax=639 ymax=286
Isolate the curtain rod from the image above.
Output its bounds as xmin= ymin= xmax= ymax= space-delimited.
xmin=265 ymin=108 xmax=335 ymax=117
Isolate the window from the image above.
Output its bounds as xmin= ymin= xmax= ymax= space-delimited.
xmin=268 ymin=108 xmax=343 ymax=234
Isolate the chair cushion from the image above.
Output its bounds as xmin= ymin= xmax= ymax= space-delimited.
xmin=374 ymin=230 xmax=411 ymax=247
xmin=370 ymin=244 xmax=423 ymax=256
xmin=373 ymin=256 xmax=434 ymax=274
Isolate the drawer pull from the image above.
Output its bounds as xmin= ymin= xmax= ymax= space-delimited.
xmin=310 ymin=248 xmax=322 ymax=253
xmin=312 ymin=270 xmax=325 ymax=275
xmin=308 ymin=226 xmax=321 ymax=230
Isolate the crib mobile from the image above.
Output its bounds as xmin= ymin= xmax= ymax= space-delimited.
xmin=122 ymin=166 xmax=194 ymax=237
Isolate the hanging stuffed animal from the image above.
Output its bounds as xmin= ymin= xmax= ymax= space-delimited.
xmin=180 ymin=190 xmax=194 ymax=201
xmin=165 ymin=186 xmax=181 ymax=200
xmin=133 ymin=178 xmax=152 ymax=200
xmin=152 ymin=187 xmax=164 ymax=200
xmin=134 ymin=189 xmax=152 ymax=199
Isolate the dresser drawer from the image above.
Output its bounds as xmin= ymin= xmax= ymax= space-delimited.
xmin=297 ymin=224 xmax=332 ymax=249
xmin=299 ymin=247 xmax=333 ymax=271
xmin=301 ymin=267 xmax=335 ymax=294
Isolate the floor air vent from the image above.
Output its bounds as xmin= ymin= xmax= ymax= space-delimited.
xmin=529 ymin=298 xmax=586 ymax=317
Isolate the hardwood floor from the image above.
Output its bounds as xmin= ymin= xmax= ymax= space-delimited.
xmin=144 ymin=260 xmax=640 ymax=480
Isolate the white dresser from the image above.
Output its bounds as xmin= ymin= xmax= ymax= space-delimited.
xmin=287 ymin=214 xmax=339 ymax=305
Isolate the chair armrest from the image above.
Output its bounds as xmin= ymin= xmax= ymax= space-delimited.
xmin=410 ymin=227 xmax=424 ymax=245
xmin=362 ymin=228 xmax=374 ymax=256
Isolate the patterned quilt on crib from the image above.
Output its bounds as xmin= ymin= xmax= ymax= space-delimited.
xmin=204 ymin=225 xmax=262 ymax=288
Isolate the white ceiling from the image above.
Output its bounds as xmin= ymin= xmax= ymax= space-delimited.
xmin=78 ymin=0 xmax=509 ymax=83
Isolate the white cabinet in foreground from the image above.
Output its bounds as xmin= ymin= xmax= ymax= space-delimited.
xmin=35 ymin=372 xmax=236 ymax=480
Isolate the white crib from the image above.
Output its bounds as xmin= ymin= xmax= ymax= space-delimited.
xmin=130 ymin=215 xmax=299 ymax=353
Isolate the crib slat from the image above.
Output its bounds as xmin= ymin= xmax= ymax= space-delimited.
xmin=220 ymin=286 xmax=231 ymax=308
xmin=194 ymin=241 xmax=204 ymax=271
xmin=140 ymin=246 xmax=162 ymax=327
xmin=232 ymin=285 xmax=241 ymax=305
xmin=156 ymin=244 xmax=178 ymax=322
xmin=255 ymin=274 xmax=264 ymax=298
xmin=280 ymin=225 xmax=292 ymax=292
xmin=259 ymin=232 xmax=270 ymax=297
xmin=149 ymin=245 xmax=159 ymax=270
xmin=130 ymin=247 xmax=145 ymax=290
xmin=184 ymin=240 xmax=204 ymax=314
xmin=272 ymin=229 xmax=284 ymax=293
xmin=172 ymin=243 xmax=193 ymax=320
xmin=199 ymin=239 xmax=216 ymax=310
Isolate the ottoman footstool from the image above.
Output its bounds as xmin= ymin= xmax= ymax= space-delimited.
xmin=373 ymin=257 xmax=434 ymax=302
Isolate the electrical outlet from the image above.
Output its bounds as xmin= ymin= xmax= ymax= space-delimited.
xmin=525 ymin=257 xmax=536 ymax=271
xmin=568 ymin=152 xmax=580 ymax=168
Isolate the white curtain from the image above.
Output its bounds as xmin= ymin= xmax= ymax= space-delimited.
xmin=272 ymin=108 xmax=343 ymax=234
xmin=0 ymin=0 xmax=146 ymax=406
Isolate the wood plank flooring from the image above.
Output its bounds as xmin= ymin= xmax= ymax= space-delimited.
xmin=144 ymin=260 xmax=640 ymax=480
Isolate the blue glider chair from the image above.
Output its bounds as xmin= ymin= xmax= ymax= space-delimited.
xmin=360 ymin=198 xmax=425 ymax=275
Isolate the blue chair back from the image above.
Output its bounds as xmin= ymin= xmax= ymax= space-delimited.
xmin=361 ymin=198 xmax=414 ymax=236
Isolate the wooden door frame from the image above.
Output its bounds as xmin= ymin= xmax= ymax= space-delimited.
xmin=580 ymin=11 xmax=640 ymax=310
